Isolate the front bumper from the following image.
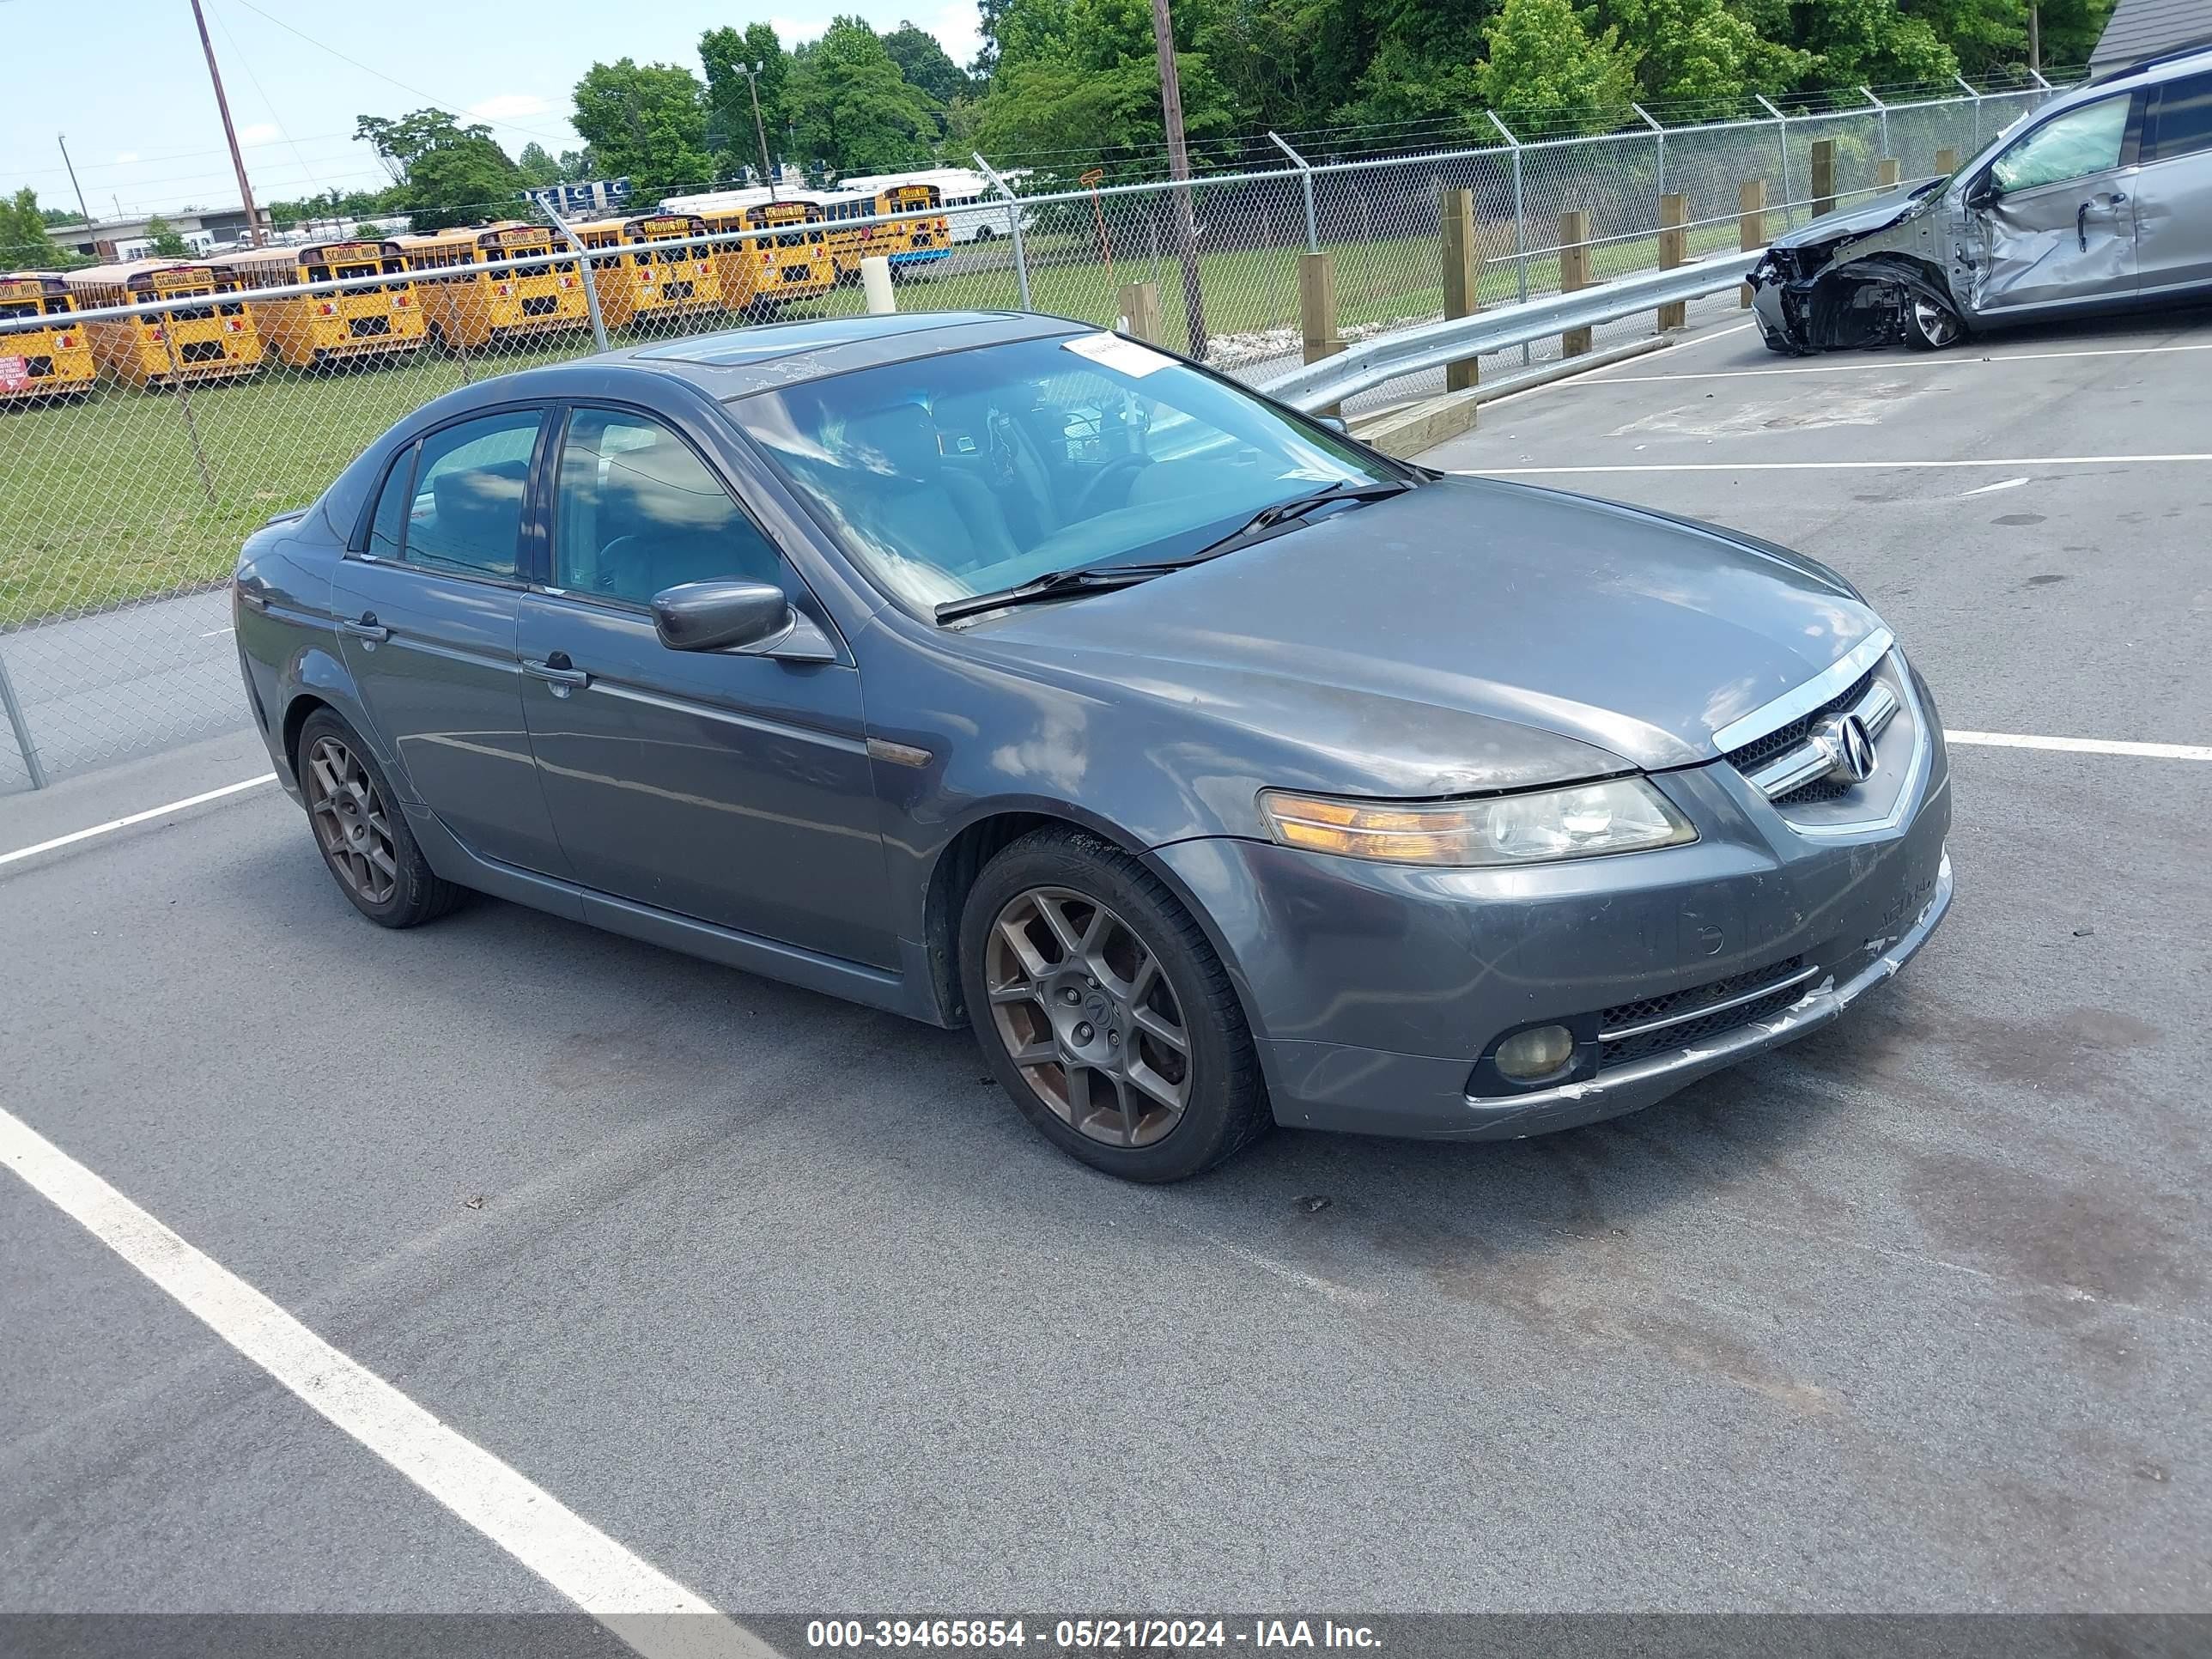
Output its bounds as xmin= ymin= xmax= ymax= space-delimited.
xmin=1149 ymin=713 xmax=1953 ymax=1141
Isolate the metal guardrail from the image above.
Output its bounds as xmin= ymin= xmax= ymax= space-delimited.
xmin=1260 ymin=253 xmax=1752 ymax=411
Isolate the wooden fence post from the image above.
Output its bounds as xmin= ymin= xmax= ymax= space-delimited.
xmin=1936 ymin=146 xmax=1960 ymax=175
xmin=1878 ymin=157 xmax=1902 ymax=189
xmin=1116 ymin=281 xmax=1164 ymax=344
xmin=1738 ymin=179 xmax=1768 ymax=309
xmin=1441 ymin=185 xmax=1480 ymax=392
xmin=1298 ymin=251 xmax=1343 ymax=415
xmin=1810 ymin=138 xmax=1837 ymax=217
xmin=1656 ymin=193 xmax=1688 ymax=331
xmin=1559 ymin=210 xmax=1592 ymax=356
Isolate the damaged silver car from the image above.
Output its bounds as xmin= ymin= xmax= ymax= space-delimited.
xmin=1750 ymin=42 xmax=2212 ymax=353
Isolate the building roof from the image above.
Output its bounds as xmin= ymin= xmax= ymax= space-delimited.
xmin=2091 ymin=0 xmax=2212 ymax=73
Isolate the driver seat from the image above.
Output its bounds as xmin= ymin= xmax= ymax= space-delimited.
xmin=841 ymin=403 xmax=1020 ymax=576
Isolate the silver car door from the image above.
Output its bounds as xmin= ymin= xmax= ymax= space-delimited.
xmin=2134 ymin=70 xmax=2212 ymax=298
xmin=1970 ymin=91 xmax=2141 ymax=318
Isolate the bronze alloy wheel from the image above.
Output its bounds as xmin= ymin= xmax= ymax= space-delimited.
xmin=304 ymin=732 xmax=399 ymax=908
xmin=983 ymin=885 xmax=1194 ymax=1148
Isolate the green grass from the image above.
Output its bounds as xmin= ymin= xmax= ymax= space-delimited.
xmin=0 ymin=218 xmax=1741 ymax=629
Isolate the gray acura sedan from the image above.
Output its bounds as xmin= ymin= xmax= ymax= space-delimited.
xmin=234 ymin=311 xmax=1952 ymax=1181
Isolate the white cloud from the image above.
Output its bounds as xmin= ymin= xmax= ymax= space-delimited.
xmin=468 ymin=93 xmax=550 ymax=122
xmin=769 ymin=16 xmax=828 ymax=45
xmin=929 ymin=1 xmax=981 ymax=71
xmin=237 ymin=122 xmax=282 ymax=146
xmin=114 ymin=150 xmax=141 ymax=165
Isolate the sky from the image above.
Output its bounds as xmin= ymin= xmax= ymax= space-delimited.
xmin=1 ymin=0 xmax=984 ymax=220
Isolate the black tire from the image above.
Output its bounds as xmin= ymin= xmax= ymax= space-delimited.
xmin=1904 ymin=295 xmax=1965 ymax=350
xmin=959 ymin=826 xmax=1270 ymax=1182
xmin=295 ymin=708 xmax=466 ymax=929
xmin=973 ymin=224 xmax=997 ymax=243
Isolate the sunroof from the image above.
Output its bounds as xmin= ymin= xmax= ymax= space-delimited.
xmin=634 ymin=314 xmax=996 ymax=365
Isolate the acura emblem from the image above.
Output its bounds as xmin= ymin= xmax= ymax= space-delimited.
xmin=1811 ymin=711 xmax=1878 ymax=785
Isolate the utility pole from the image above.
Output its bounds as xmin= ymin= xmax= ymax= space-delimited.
xmin=1148 ymin=0 xmax=1206 ymax=359
xmin=741 ymin=63 xmax=776 ymax=200
xmin=2028 ymin=4 xmax=2041 ymax=73
xmin=186 ymin=0 xmax=263 ymax=246
xmin=57 ymin=135 xmax=94 ymax=232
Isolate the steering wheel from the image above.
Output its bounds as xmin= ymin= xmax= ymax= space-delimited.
xmin=588 ymin=535 xmax=643 ymax=596
xmin=1070 ymin=454 xmax=1148 ymax=520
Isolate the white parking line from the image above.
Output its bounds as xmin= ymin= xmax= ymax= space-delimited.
xmin=1575 ymin=336 xmax=2212 ymax=386
xmin=1948 ymin=731 xmax=2212 ymax=762
xmin=1960 ymin=477 xmax=2030 ymax=495
xmin=0 ymin=774 xmax=278 ymax=869
xmin=1463 ymin=454 xmax=2212 ymax=476
xmin=0 ymin=1106 xmax=779 ymax=1659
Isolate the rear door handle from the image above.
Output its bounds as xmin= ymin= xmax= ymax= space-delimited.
xmin=339 ymin=613 xmax=389 ymax=642
xmin=523 ymin=656 xmax=590 ymax=690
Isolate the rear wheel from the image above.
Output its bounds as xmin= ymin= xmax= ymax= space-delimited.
xmin=1905 ymin=295 xmax=1965 ymax=350
xmin=296 ymin=708 xmax=465 ymax=929
xmin=960 ymin=827 xmax=1270 ymax=1182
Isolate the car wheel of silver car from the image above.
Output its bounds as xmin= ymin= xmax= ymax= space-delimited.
xmin=960 ymin=827 xmax=1270 ymax=1182
xmin=1905 ymin=296 xmax=1964 ymax=350
xmin=296 ymin=708 xmax=465 ymax=930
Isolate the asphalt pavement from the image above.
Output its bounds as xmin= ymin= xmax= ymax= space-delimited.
xmin=3 ymin=304 xmax=2208 ymax=1630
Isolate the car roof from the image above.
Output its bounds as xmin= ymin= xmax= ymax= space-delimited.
xmin=598 ymin=310 xmax=1096 ymax=400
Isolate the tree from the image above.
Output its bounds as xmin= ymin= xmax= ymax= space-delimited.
xmin=1784 ymin=0 xmax=1958 ymax=90
xmin=572 ymin=58 xmax=715 ymax=197
xmin=787 ymin=18 xmax=943 ymax=174
xmin=976 ymin=0 xmax=1236 ymax=178
xmin=143 ymin=216 xmax=191 ymax=258
xmin=556 ymin=148 xmax=599 ymax=182
xmin=701 ymin=22 xmax=789 ymax=176
xmin=1602 ymin=0 xmax=1805 ymax=116
xmin=516 ymin=142 xmax=563 ymax=186
xmin=356 ymin=108 xmax=525 ymax=230
xmin=1475 ymin=0 xmax=1639 ymax=133
xmin=883 ymin=21 xmax=972 ymax=105
xmin=1 ymin=187 xmax=78 ymax=268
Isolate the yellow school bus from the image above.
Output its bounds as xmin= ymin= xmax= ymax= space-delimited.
xmin=699 ymin=199 xmax=835 ymax=319
xmin=0 ymin=272 xmax=97 ymax=400
xmin=392 ymin=222 xmax=591 ymax=350
xmin=568 ymin=213 xmax=723 ymax=330
xmin=811 ymin=184 xmax=951 ymax=281
xmin=61 ymin=261 xmax=263 ymax=388
xmin=211 ymin=239 xmax=426 ymax=369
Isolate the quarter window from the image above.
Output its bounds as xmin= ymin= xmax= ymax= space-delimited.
xmin=2148 ymin=72 xmax=2212 ymax=163
xmin=1990 ymin=95 xmax=2130 ymax=193
xmin=551 ymin=408 xmax=786 ymax=608
xmin=401 ymin=410 xmax=543 ymax=578
xmin=366 ymin=444 xmax=413 ymax=559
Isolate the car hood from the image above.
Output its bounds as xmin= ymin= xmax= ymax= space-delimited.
xmin=965 ymin=476 xmax=1881 ymax=795
xmin=1771 ymin=182 xmax=1945 ymax=251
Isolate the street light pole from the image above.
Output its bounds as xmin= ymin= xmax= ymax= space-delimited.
xmin=1148 ymin=0 xmax=1206 ymax=358
xmin=186 ymin=0 xmax=263 ymax=245
xmin=743 ymin=64 xmax=776 ymax=201
xmin=56 ymin=134 xmax=94 ymax=232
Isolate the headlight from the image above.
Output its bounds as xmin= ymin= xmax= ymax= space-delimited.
xmin=1258 ymin=778 xmax=1696 ymax=867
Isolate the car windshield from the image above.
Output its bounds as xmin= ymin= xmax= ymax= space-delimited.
xmin=726 ymin=332 xmax=1399 ymax=615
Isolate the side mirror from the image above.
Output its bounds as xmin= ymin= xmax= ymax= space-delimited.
xmin=1314 ymin=415 xmax=1349 ymax=436
xmin=652 ymin=579 xmax=796 ymax=653
xmin=1964 ymin=174 xmax=1997 ymax=210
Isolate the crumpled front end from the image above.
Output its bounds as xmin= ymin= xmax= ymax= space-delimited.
xmin=1747 ymin=189 xmax=1962 ymax=353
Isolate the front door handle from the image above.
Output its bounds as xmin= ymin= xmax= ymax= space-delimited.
xmin=523 ymin=655 xmax=590 ymax=691
xmin=339 ymin=612 xmax=389 ymax=642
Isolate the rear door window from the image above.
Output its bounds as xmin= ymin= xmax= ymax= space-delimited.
xmin=400 ymin=410 xmax=544 ymax=580
xmin=2148 ymin=71 xmax=2212 ymax=163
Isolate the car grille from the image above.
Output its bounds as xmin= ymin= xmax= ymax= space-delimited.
xmin=1597 ymin=956 xmax=1814 ymax=1069
xmin=1724 ymin=668 xmax=1876 ymax=774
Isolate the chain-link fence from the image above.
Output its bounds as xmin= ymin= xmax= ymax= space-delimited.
xmin=0 ymin=79 xmax=2064 ymax=793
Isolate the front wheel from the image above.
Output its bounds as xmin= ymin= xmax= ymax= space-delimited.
xmin=959 ymin=828 xmax=1270 ymax=1182
xmin=1905 ymin=295 xmax=1965 ymax=350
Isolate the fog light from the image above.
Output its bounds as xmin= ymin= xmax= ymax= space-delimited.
xmin=1495 ymin=1024 xmax=1575 ymax=1081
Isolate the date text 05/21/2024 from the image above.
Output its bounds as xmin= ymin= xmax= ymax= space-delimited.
xmin=805 ymin=1619 xmax=1382 ymax=1650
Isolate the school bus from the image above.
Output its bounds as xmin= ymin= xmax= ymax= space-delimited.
xmin=392 ymin=222 xmax=591 ymax=350
xmin=0 ymin=272 xmax=97 ymax=400
xmin=809 ymin=183 xmax=951 ymax=281
xmin=61 ymin=261 xmax=263 ymax=388
xmin=697 ymin=199 xmax=835 ymax=319
xmin=210 ymin=240 xmax=426 ymax=369
xmin=567 ymin=213 xmax=723 ymax=330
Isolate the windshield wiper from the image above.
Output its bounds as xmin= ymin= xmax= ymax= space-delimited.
xmin=933 ymin=561 xmax=1189 ymax=624
xmin=1185 ymin=477 xmax=1415 ymax=562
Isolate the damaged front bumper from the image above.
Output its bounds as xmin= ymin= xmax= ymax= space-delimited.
xmin=1747 ymin=185 xmax=1962 ymax=353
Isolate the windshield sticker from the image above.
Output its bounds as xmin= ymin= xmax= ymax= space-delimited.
xmin=1062 ymin=331 xmax=1175 ymax=378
